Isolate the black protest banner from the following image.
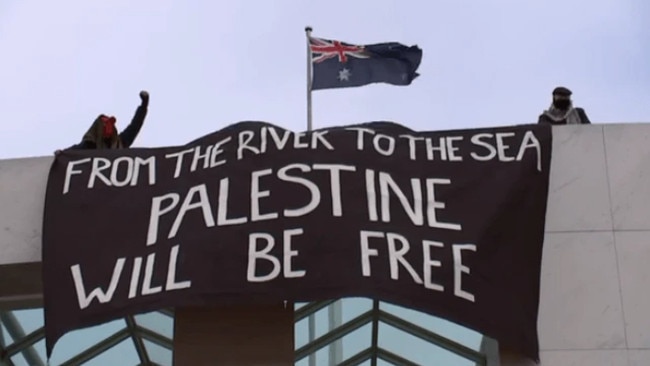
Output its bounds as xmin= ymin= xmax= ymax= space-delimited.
xmin=42 ymin=121 xmax=552 ymax=361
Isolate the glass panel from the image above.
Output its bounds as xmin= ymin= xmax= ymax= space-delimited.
xmin=312 ymin=305 xmax=331 ymax=340
xmin=1 ymin=317 xmax=11 ymax=345
xmin=341 ymin=298 xmax=373 ymax=323
xmin=134 ymin=311 xmax=173 ymax=339
xmin=296 ymin=313 xmax=372 ymax=364
xmin=295 ymin=355 xmax=309 ymax=366
xmin=11 ymin=309 xmax=44 ymax=336
xmin=49 ymin=318 xmax=127 ymax=365
xmin=294 ymin=313 xmax=310 ymax=349
xmin=378 ymin=322 xmax=476 ymax=366
xmin=295 ymin=298 xmax=374 ymax=364
xmin=294 ymin=332 xmax=330 ymax=366
xmin=6 ymin=339 xmax=45 ymax=366
xmin=296 ymin=300 xmax=357 ymax=350
xmin=1 ymin=312 xmax=23 ymax=345
xmin=294 ymin=302 xmax=309 ymax=310
xmin=32 ymin=338 xmax=47 ymax=361
xmin=340 ymin=323 xmax=371 ymax=361
xmin=380 ymin=302 xmax=483 ymax=350
xmin=9 ymin=352 xmax=28 ymax=366
xmin=377 ymin=360 xmax=394 ymax=366
xmin=83 ymin=338 xmax=140 ymax=366
xmin=143 ymin=339 xmax=172 ymax=366
xmin=8 ymin=339 xmax=45 ymax=366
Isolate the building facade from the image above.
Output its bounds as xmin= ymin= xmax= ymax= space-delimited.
xmin=1 ymin=123 xmax=649 ymax=365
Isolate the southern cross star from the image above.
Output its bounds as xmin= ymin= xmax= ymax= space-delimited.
xmin=338 ymin=68 xmax=351 ymax=81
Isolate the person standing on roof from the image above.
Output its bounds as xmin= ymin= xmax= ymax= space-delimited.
xmin=57 ymin=90 xmax=149 ymax=152
xmin=538 ymin=86 xmax=591 ymax=125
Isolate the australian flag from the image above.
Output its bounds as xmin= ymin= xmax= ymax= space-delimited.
xmin=309 ymin=36 xmax=423 ymax=90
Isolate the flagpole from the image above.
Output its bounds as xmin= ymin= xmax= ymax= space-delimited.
xmin=305 ymin=26 xmax=343 ymax=366
xmin=305 ymin=26 xmax=316 ymax=366
xmin=304 ymin=26 xmax=343 ymax=366
xmin=305 ymin=26 xmax=313 ymax=132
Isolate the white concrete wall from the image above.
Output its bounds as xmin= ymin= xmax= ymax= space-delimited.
xmin=2 ymin=124 xmax=650 ymax=365
xmin=0 ymin=156 xmax=52 ymax=265
xmin=535 ymin=123 xmax=650 ymax=366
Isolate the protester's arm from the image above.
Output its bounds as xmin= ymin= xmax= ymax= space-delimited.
xmin=119 ymin=91 xmax=149 ymax=148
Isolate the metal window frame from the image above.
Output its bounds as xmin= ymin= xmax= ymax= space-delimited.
xmin=295 ymin=300 xmax=490 ymax=365
xmin=0 ymin=299 xmax=495 ymax=366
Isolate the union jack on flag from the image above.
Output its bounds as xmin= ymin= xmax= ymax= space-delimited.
xmin=309 ymin=37 xmax=370 ymax=64
xmin=307 ymin=35 xmax=423 ymax=91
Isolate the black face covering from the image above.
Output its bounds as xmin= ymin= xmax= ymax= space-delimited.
xmin=553 ymin=99 xmax=571 ymax=110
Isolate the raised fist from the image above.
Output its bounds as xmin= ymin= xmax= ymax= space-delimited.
xmin=139 ymin=90 xmax=149 ymax=105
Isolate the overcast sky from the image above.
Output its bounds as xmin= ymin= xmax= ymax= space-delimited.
xmin=1 ymin=0 xmax=648 ymax=160
xmin=1 ymin=0 xmax=648 ymax=364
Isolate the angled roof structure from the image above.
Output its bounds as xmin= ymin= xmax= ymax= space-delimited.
xmin=0 ymin=300 xmax=494 ymax=365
